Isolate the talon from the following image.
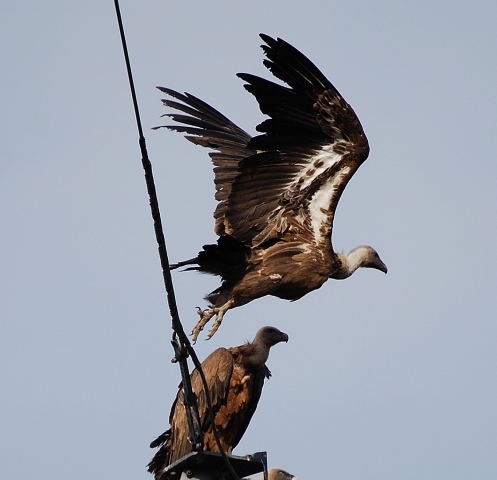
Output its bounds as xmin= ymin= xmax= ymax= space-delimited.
xmin=190 ymin=299 xmax=235 ymax=341
xmin=191 ymin=326 xmax=200 ymax=344
xmin=206 ymin=322 xmax=221 ymax=340
xmin=191 ymin=307 xmax=215 ymax=343
xmin=206 ymin=315 xmax=223 ymax=339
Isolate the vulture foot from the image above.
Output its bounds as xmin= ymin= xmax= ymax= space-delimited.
xmin=191 ymin=307 xmax=213 ymax=343
xmin=191 ymin=300 xmax=235 ymax=342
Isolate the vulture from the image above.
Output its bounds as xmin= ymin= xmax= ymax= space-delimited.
xmin=148 ymin=326 xmax=288 ymax=478
xmin=244 ymin=468 xmax=299 ymax=480
xmin=158 ymin=34 xmax=387 ymax=341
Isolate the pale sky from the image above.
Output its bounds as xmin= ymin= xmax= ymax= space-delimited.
xmin=2 ymin=1 xmax=496 ymax=479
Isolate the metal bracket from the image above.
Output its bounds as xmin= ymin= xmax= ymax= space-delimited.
xmin=158 ymin=451 xmax=267 ymax=480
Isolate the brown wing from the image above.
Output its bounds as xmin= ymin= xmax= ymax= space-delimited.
xmin=229 ymin=364 xmax=269 ymax=448
xmin=148 ymin=347 xmax=234 ymax=472
xmin=229 ymin=34 xmax=370 ymax=250
xmin=156 ymin=35 xmax=369 ymax=253
xmin=203 ymin=348 xmax=268 ymax=452
xmin=155 ymin=87 xmax=254 ymax=236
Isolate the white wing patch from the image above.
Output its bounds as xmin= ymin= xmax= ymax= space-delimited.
xmin=297 ymin=144 xmax=343 ymax=190
xmin=253 ymin=143 xmax=353 ymax=246
xmin=309 ymin=165 xmax=351 ymax=239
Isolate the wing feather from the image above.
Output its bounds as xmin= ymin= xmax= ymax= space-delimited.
xmin=190 ymin=348 xmax=234 ymax=432
xmin=148 ymin=348 xmax=234 ymax=470
xmin=155 ymin=87 xmax=254 ymax=236
xmin=204 ymin=347 xmax=267 ymax=450
xmin=157 ymin=36 xmax=370 ymax=250
xmin=227 ymin=35 xmax=369 ymax=247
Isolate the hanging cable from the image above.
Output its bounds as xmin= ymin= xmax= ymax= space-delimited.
xmin=113 ymin=2 xmax=239 ymax=479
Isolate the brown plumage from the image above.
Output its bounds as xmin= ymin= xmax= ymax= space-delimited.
xmin=157 ymin=34 xmax=387 ymax=341
xmin=148 ymin=326 xmax=288 ymax=479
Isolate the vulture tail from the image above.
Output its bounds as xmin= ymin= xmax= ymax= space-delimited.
xmin=169 ymin=257 xmax=199 ymax=270
xmin=149 ymin=429 xmax=170 ymax=449
xmin=171 ymin=235 xmax=249 ymax=281
xmin=148 ymin=429 xmax=172 ymax=476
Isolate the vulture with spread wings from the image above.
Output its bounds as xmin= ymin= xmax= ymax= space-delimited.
xmin=148 ymin=326 xmax=288 ymax=479
xmin=158 ymin=34 xmax=387 ymax=341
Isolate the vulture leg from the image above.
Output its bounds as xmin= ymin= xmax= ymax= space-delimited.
xmin=191 ymin=299 xmax=235 ymax=342
xmin=191 ymin=307 xmax=215 ymax=343
xmin=206 ymin=299 xmax=235 ymax=339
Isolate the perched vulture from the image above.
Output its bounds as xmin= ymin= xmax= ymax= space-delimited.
xmin=158 ymin=34 xmax=387 ymax=341
xmin=244 ymin=468 xmax=299 ymax=480
xmin=148 ymin=326 xmax=288 ymax=478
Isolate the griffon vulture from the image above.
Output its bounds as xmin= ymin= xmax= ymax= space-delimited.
xmin=148 ymin=326 xmax=288 ymax=478
xmin=158 ymin=34 xmax=387 ymax=341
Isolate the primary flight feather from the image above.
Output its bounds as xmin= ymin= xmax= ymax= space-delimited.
xmin=157 ymin=34 xmax=387 ymax=341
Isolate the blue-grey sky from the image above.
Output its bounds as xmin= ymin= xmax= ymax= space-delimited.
xmin=2 ymin=1 xmax=496 ymax=479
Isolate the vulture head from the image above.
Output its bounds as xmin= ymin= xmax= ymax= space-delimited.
xmin=270 ymin=469 xmax=299 ymax=480
xmin=246 ymin=326 xmax=288 ymax=371
xmin=255 ymin=326 xmax=289 ymax=347
xmin=352 ymin=245 xmax=388 ymax=273
xmin=245 ymin=468 xmax=299 ymax=480
xmin=332 ymin=245 xmax=388 ymax=279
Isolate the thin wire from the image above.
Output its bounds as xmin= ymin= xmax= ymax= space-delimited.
xmin=112 ymin=2 xmax=239 ymax=479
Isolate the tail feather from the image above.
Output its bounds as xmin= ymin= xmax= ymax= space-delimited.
xmin=149 ymin=429 xmax=170 ymax=449
xmin=169 ymin=257 xmax=199 ymax=270
xmin=169 ymin=236 xmax=248 ymax=280
xmin=148 ymin=429 xmax=172 ymax=477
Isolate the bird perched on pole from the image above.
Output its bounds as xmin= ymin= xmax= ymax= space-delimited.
xmin=157 ymin=34 xmax=387 ymax=342
xmin=148 ymin=326 xmax=288 ymax=478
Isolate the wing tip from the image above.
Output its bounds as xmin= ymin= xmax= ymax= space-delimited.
xmin=157 ymin=86 xmax=177 ymax=96
xmin=259 ymin=32 xmax=275 ymax=44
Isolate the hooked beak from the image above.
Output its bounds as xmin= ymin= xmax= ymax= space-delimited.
xmin=280 ymin=332 xmax=289 ymax=343
xmin=377 ymin=259 xmax=388 ymax=274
